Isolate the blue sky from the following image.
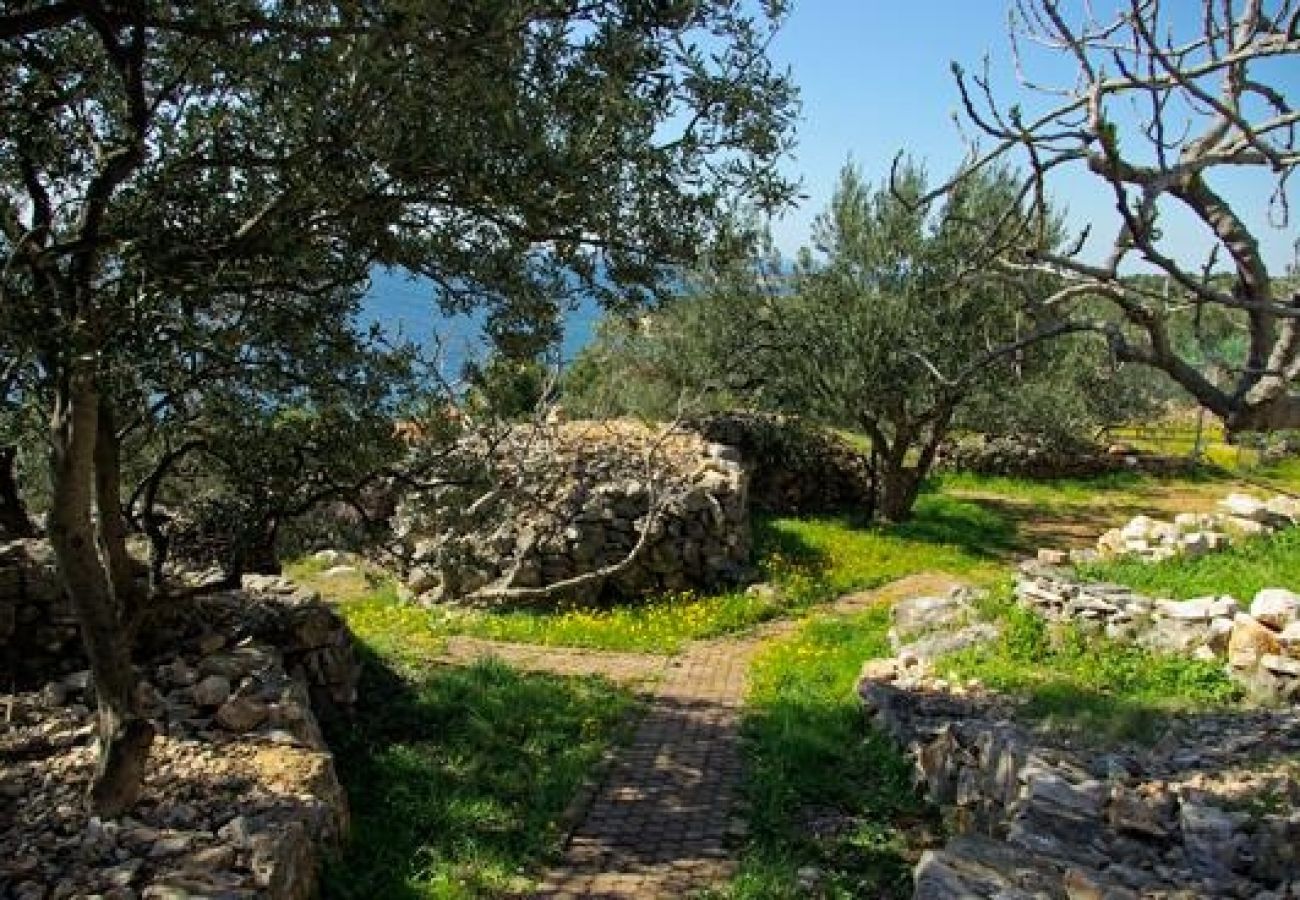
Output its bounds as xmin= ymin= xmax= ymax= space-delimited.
xmin=765 ymin=1 xmax=1299 ymax=273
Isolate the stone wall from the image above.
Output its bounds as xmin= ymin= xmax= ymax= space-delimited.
xmin=1016 ymin=564 xmax=1300 ymax=705
xmin=684 ymin=412 xmax=874 ymax=514
xmin=0 ymin=539 xmax=83 ymax=687
xmin=937 ymin=433 xmax=1200 ymax=480
xmin=396 ymin=420 xmax=751 ymax=605
xmin=858 ymin=591 xmax=1300 ymax=899
xmin=0 ymin=572 xmax=360 ymax=899
xmin=1046 ymin=491 xmax=1300 ymax=566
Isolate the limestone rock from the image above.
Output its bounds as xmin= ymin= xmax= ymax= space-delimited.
xmin=1228 ymin=614 xmax=1281 ymax=668
xmin=1251 ymin=588 xmax=1299 ymax=630
xmin=216 ymin=696 xmax=270 ymax=733
xmin=192 ymin=675 xmax=232 ymax=708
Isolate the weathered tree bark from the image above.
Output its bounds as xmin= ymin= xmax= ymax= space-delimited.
xmin=47 ymin=368 xmax=153 ymax=816
xmin=94 ymin=397 xmax=138 ymax=617
xmin=877 ymin=456 xmax=923 ymax=524
xmin=0 ymin=445 xmax=36 ymax=538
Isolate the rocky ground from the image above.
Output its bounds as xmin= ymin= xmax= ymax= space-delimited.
xmin=865 ymin=589 xmax=1300 ymax=899
xmin=0 ymin=577 xmax=356 ymax=900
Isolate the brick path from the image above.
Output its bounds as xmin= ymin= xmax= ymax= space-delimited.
xmin=439 ymin=573 xmax=964 ymax=899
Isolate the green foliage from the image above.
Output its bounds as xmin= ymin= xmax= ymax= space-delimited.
xmin=463 ymin=355 xmax=553 ymax=422
xmin=325 ymin=658 xmax=636 ymax=898
xmin=437 ymin=501 xmax=1010 ymax=653
xmin=727 ymin=606 xmax=936 ymax=898
xmin=439 ymin=590 xmax=787 ymax=655
xmin=1079 ymin=527 xmax=1300 ymax=602
xmin=940 ymin=590 xmax=1240 ymax=743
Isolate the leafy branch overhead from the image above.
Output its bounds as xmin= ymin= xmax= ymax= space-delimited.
xmin=0 ymin=0 xmax=798 ymax=816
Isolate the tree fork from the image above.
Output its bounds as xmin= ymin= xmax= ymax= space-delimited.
xmin=47 ymin=366 xmax=153 ymax=816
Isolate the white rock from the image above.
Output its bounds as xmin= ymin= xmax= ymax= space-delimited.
xmin=1251 ymin=588 xmax=1300 ymax=630
xmin=312 ymin=549 xmax=342 ymax=564
xmin=1278 ymin=621 xmax=1300 ymax=650
xmin=1261 ymin=654 xmax=1300 ymax=677
xmin=1120 ymin=515 xmax=1157 ymax=540
xmin=1036 ymin=548 xmax=1068 ymax=565
xmin=1225 ymin=516 xmax=1270 ymax=536
xmin=1150 ymin=522 xmax=1180 ymax=545
xmin=1178 ymin=532 xmax=1210 ymax=557
xmin=1157 ymin=597 xmax=1215 ymax=621
xmin=1219 ymin=492 xmax=1270 ymax=521
xmin=321 ymin=565 xmax=359 ymax=578
xmin=1208 ymin=596 xmax=1240 ymax=618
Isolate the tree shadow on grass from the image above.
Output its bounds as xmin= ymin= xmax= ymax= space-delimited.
xmin=891 ymin=492 xmax=1022 ymax=560
xmin=321 ymin=645 xmax=637 ymax=899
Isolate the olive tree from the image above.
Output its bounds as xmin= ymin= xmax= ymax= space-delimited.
xmin=0 ymin=1 xmax=796 ymax=814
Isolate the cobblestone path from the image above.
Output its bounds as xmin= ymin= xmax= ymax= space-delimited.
xmin=439 ymin=573 xmax=963 ymax=899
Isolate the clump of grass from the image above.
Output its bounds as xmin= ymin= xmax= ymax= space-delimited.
xmin=1078 ymin=526 xmax=1300 ymax=602
xmin=727 ymin=606 xmax=938 ymax=898
xmin=940 ymin=590 xmax=1240 ymax=743
xmin=324 ymin=658 xmax=637 ymax=898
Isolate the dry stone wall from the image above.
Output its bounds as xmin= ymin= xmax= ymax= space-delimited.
xmin=395 ymin=420 xmax=751 ymax=605
xmin=858 ymin=591 xmax=1300 ymax=899
xmin=0 ymin=539 xmax=83 ymax=687
xmin=1017 ymin=565 xmax=1300 ymax=705
xmin=0 ymin=573 xmax=360 ymax=899
xmin=684 ymin=412 xmax=874 ymax=514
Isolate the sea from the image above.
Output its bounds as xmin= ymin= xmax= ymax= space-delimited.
xmin=361 ymin=268 xmax=602 ymax=379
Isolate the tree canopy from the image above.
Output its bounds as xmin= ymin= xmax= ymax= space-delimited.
xmin=0 ymin=0 xmax=798 ymax=814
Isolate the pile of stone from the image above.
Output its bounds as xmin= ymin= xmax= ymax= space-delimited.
xmin=395 ymin=420 xmax=751 ymax=605
xmin=684 ymin=412 xmax=874 ymax=514
xmin=1016 ymin=566 xmax=1300 ymax=705
xmin=0 ymin=573 xmax=358 ymax=899
xmin=858 ymin=598 xmax=1300 ymax=899
xmin=1046 ymin=492 xmax=1300 ymax=566
xmin=937 ymin=433 xmax=1198 ymax=480
xmin=0 ymin=539 xmax=82 ymax=687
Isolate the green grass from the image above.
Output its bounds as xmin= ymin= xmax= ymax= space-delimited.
xmin=324 ymin=657 xmax=637 ymax=898
xmin=285 ymin=558 xmax=446 ymax=670
xmin=287 ymin=559 xmax=638 ymax=896
xmin=723 ymin=605 xmax=938 ymax=899
xmin=1078 ymin=526 xmax=1300 ymax=601
xmin=938 ymin=589 xmax=1241 ymax=743
xmin=932 ymin=469 xmax=1158 ymax=505
xmin=761 ymin=495 xmax=1013 ymax=590
xmin=441 ymin=496 xmax=1011 ymax=653
xmin=436 ymin=589 xmax=789 ymax=654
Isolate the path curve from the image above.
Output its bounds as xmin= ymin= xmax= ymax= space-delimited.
xmin=438 ymin=573 xmax=965 ymax=899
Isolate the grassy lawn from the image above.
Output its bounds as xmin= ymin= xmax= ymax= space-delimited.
xmin=324 ymin=657 xmax=637 ymax=898
xmin=723 ymin=605 xmax=938 ymax=899
xmin=288 ymin=563 xmax=638 ymax=897
xmin=1078 ymin=526 xmax=1300 ymax=601
xmin=937 ymin=589 xmax=1240 ymax=743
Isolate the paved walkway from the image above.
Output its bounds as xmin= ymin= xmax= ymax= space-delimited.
xmin=438 ymin=573 xmax=964 ymax=899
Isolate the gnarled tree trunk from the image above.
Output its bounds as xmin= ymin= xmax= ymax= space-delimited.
xmin=47 ymin=367 xmax=153 ymax=817
xmin=95 ymin=397 xmax=138 ymax=619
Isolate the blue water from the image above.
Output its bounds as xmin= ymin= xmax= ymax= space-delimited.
xmin=361 ymin=268 xmax=602 ymax=376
